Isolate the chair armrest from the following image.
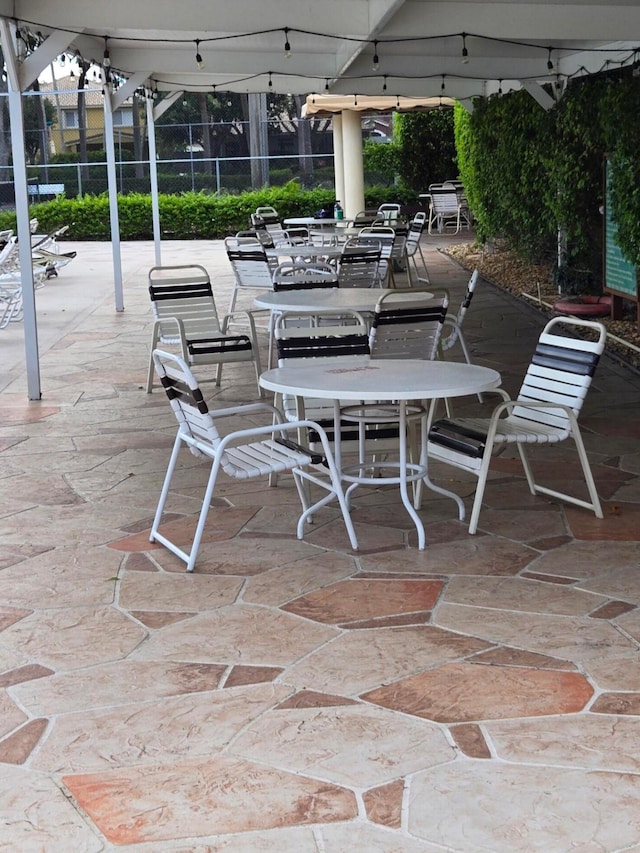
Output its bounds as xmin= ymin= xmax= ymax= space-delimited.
xmin=211 ymin=401 xmax=283 ymax=421
xmin=221 ymin=308 xmax=259 ymax=339
xmin=154 ymin=315 xmax=189 ymax=359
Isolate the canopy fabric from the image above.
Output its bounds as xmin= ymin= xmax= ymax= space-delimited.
xmin=1 ymin=0 xmax=639 ymax=102
xmin=302 ymin=95 xmax=456 ymax=118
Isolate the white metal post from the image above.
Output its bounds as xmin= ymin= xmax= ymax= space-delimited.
xmin=102 ymin=82 xmax=124 ymax=312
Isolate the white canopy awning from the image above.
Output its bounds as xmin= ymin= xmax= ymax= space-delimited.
xmin=1 ymin=0 xmax=639 ymax=103
xmin=302 ymin=95 xmax=456 ymax=118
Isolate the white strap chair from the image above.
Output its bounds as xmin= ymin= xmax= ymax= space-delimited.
xmin=428 ymin=316 xmax=607 ymax=533
xmin=146 ymin=264 xmax=262 ymax=396
xmin=150 ymin=349 xmax=358 ymax=570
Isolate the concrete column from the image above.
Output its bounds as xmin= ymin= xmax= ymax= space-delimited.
xmin=332 ymin=113 xmax=344 ymax=209
xmin=341 ymin=109 xmax=365 ymax=220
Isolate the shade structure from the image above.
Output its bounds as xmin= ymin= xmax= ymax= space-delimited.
xmin=1 ymin=1 xmax=639 ymax=102
xmin=302 ymin=95 xmax=456 ymax=118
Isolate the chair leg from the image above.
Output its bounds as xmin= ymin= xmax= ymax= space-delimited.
xmin=150 ymin=434 xmax=222 ymax=572
xmin=571 ymin=427 xmax=604 ymax=517
xmin=518 ymin=426 xmax=603 ymax=519
xmin=456 ymin=330 xmax=483 ymax=402
xmin=146 ymin=324 xmax=161 ymax=393
xmin=184 ymin=458 xmax=222 ymax=572
xmin=150 ymin=433 xmax=182 ymax=544
xmin=146 ymin=352 xmax=156 ymax=393
xmin=467 ymin=445 xmax=494 ymax=534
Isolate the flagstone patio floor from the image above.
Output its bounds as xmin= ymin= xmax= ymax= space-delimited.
xmin=1 ymin=233 xmax=640 ymax=852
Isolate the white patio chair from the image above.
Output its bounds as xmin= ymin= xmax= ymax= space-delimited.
xmin=266 ymin=261 xmax=339 ymax=368
xmin=150 ymin=349 xmax=358 ymax=570
xmin=0 ymin=283 xmax=23 ymax=328
xmin=146 ymin=264 xmax=262 ymax=396
xmin=339 ymin=289 xmax=449 ymax=494
xmin=405 ymin=216 xmax=430 ymax=285
xmin=224 ymin=236 xmax=275 ymax=315
xmin=427 ymin=316 xmax=607 ymax=533
xmin=338 ymin=240 xmax=382 ymax=288
xmin=427 ymin=187 xmax=463 ymax=234
xmin=377 ymin=202 xmax=402 ymax=226
xmin=439 ymin=268 xmax=479 ymax=365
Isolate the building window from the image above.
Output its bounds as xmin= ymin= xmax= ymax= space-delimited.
xmin=113 ymin=108 xmax=133 ymax=127
xmin=62 ymin=110 xmax=79 ymax=129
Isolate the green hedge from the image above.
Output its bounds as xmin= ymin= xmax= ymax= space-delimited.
xmin=455 ymin=70 xmax=640 ymax=285
xmin=0 ymin=181 xmax=420 ymax=240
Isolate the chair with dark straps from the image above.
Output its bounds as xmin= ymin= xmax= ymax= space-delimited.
xmin=439 ymin=268 xmax=479 ymax=365
xmin=338 ymin=240 xmax=382 ymax=288
xmin=146 ymin=264 xmax=262 ymax=396
xmin=338 ymin=289 xmax=449 ymax=492
xmin=405 ymin=215 xmax=430 ymax=285
xmin=428 ymin=316 xmax=606 ymax=533
xmin=150 ymin=349 xmax=358 ymax=570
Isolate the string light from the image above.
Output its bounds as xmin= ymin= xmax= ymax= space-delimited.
xmin=268 ymin=71 xmax=273 ymax=88
xmin=17 ymin=24 xmax=639 ymax=99
xmin=372 ymin=41 xmax=379 ymax=71
xmin=354 ymin=93 xmax=358 ymax=106
xmin=194 ymin=39 xmax=204 ymax=69
xmin=382 ymin=75 xmax=387 ymax=92
xmin=441 ymin=74 xmax=446 ymax=94
xmin=498 ymin=79 xmax=503 ymax=94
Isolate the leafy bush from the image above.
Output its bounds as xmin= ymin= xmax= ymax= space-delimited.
xmin=456 ymin=71 xmax=640 ymax=286
xmin=395 ymin=110 xmax=457 ymax=191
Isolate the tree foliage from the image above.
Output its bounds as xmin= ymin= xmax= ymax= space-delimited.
xmin=394 ymin=109 xmax=456 ymax=190
xmin=455 ymin=71 xmax=640 ymax=283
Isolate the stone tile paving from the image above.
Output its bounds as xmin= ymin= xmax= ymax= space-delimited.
xmin=0 ymin=236 xmax=639 ymax=851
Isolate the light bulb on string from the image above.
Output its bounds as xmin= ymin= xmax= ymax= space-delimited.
xmin=283 ymin=28 xmax=291 ymax=58
xmin=103 ymin=36 xmax=111 ymax=68
xmin=324 ymin=79 xmax=329 ymax=92
xmin=382 ymin=75 xmax=387 ymax=92
xmin=372 ymin=41 xmax=379 ymax=71
xmin=547 ymin=48 xmax=554 ymax=72
xmin=498 ymin=79 xmax=503 ymax=94
xmin=354 ymin=93 xmax=358 ymax=106
xmin=441 ymin=74 xmax=446 ymax=94
xmin=194 ymin=39 xmax=204 ymax=70
xmin=461 ymin=33 xmax=469 ymax=64
xmin=268 ymin=72 xmax=273 ymax=89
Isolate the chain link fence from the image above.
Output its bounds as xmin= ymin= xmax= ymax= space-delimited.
xmin=0 ymin=89 xmax=394 ymax=205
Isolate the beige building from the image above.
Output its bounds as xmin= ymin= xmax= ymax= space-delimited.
xmin=40 ymin=74 xmax=140 ymax=155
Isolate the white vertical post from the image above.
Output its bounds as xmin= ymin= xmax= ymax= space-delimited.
xmin=103 ymin=83 xmax=124 ymax=311
xmin=146 ymin=96 xmax=162 ymax=265
xmin=332 ymin=113 xmax=344 ymax=211
xmin=1 ymin=19 xmax=40 ymax=398
xmin=341 ymin=109 xmax=365 ymax=220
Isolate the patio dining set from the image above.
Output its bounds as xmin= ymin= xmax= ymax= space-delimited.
xmin=145 ymin=204 xmax=607 ymax=572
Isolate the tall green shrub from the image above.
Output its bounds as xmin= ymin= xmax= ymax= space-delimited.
xmin=395 ymin=109 xmax=456 ymax=191
xmin=462 ymin=91 xmax=557 ymax=262
xmin=603 ymin=77 xmax=640 ymax=269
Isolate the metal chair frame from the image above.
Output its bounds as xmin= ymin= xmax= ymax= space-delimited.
xmin=428 ymin=316 xmax=607 ymax=533
xmin=150 ymin=349 xmax=358 ymax=570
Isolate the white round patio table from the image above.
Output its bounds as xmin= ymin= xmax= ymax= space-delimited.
xmin=266 ymin=245 xmax=345 ymax=263
xmin=260 ymin=358 xmax=502 ymax=549
xmin=254 ymin=287 xmax=396 ymax=315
